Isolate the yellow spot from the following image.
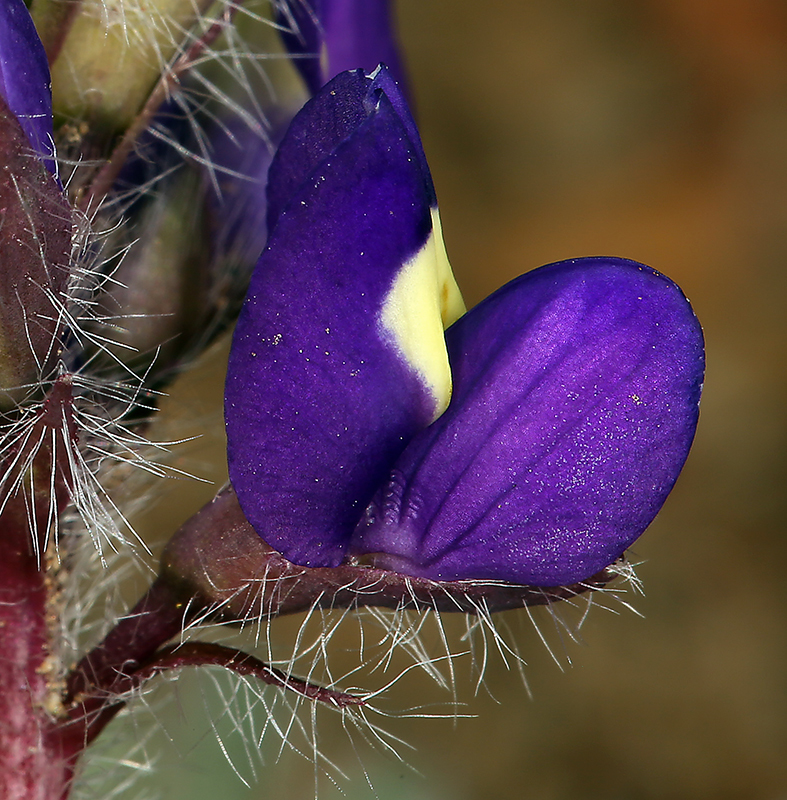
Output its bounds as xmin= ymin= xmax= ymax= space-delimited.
xmin=379 ymin=209 xmax=466 ymax=422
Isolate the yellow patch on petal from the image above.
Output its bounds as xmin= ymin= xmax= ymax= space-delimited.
xmin=430 ymin=209 xmax=466 ymax=328
xmin=379 ymin=209 xmax=466 ymax=422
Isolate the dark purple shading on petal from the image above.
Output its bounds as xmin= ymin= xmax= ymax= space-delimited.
xmin=0 ymin=0 xmax=56 ymax=173
xmin=352 ymin=257 xmax=705 ymax=586
xmin=366 ymin=66 xmax=432 ymax=201
xmin=225 ymin=93 xmax=437 ymax=568
xmin=266 ymin=67 xmax=433 ymax=232
xmin=276 ymin=0 xmax=407 ymax=96
xmin=265 ymin=70 xmax=368 ymax=231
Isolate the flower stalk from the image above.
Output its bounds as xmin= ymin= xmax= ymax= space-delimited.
xmin=0 ymin=378 xmax=78 ymax=799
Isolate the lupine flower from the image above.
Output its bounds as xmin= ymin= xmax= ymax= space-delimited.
xmin=0 ymin=1 xmax=707 ymax=797
xmin=225 ymin=66 xmax=704 ymax=587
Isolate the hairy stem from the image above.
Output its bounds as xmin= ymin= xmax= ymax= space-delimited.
xmin=0 ymin=432 xmax=73 ymax=800
xmin=65 ymin=576 xmax=186 ymax=704
xmin=64 ymin=641 xmax=364 ymax=751
xmin=137 ymin=642 xmax=365 ymax=708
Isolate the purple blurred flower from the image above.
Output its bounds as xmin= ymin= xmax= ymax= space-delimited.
xmin=225 ymin=67 xmax=704 ymax=587
xmin=203 ymin=107 xmax=293 ymax=287
xmin=0 ymin=0 xmax=56 ymax=174
xmin=277 ymin=0 xmax=407 ymax=93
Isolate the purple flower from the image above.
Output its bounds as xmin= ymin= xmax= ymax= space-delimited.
xmin=277 ymin=0 xmax=407 ymax=93
xmin=225 ymin=67 xmax=704 ymax=587
xmin=0 ymin=0 xmax=56 ymax=173
xmin=194 ymin=0 xmax=410 ymax=348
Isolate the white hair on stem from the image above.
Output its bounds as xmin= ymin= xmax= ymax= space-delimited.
xmin=0 ymin=181 xmax=212 ymax=604
xmin=66 ymin=556 xmax=641 ymax=798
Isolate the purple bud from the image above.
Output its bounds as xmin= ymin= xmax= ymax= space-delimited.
xmin=277 ymin=0 xmax=407 ymax=94
xmin=0 ymin=0 xmax=57 ymax=173
xmin=204 ymin=116 xmax=280 ymax=278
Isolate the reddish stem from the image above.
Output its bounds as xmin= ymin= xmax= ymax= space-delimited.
xmin=64 ymin=576 xmax=186 ymax=704
xmin=49 ymin=484 xmax=614 ymax=797
xmin=50 ymin=574 xmax=188 ymax=797
xmin=139 ymin=642 xmax=365 ymax=708
xmin=63 ymin=641 xmax=364 ymax=751
xmin=0 ymin=379 xmax=78 ymax=799
xmin=0 ymin=497 xmax=69 ymax=799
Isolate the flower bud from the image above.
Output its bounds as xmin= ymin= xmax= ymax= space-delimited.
xmin=32 ymin=0 xmax=214 ymax=140
xmin=0 ymin=98 xmax=71 ymax=406
xmin=0 ymin=0 xmax=57 ymax=173
xmin=98 ymin=163 xmax=210 ymax=377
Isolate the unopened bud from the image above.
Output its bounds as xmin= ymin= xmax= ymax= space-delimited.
xmin=33 ymin=0 xmax=214 ymax=141
xmin=0 ymin=98 xmax=71 ymax=406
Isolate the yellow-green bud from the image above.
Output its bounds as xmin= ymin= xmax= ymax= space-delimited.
xmin=32 ymin=0 xmax=215 ymax=139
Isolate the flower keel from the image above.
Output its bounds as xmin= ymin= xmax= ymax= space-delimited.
xmin=353 ymin=257 xmax=705 ymax=586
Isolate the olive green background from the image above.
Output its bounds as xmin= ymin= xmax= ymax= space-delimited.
xmin=79 ymin=1 xmax=787 ymax=798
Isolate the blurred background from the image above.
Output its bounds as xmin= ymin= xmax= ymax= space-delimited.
xmin=79 ymin=1 xmax=787 ymax=798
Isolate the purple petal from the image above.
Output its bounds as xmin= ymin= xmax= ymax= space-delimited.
xmin=266 ymin=67 xmax=433 ymax=232
xmin=225 ymin=92 xmax=443 ymax=567
xmin=0 ymin=0 xmax=56 ymax=173
xmin=265 ymin=70 xmax=368 ymax=231
xmin=277 ymin=0 xmax=407 ymax=95
xmin=352 ymin=257 xmax=705 ymax=586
